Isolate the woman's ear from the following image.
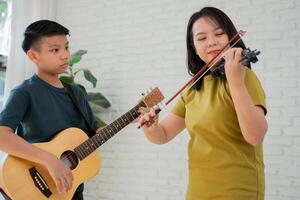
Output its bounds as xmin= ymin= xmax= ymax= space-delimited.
xmin=27 ymin=49 xmax=40 ymax=64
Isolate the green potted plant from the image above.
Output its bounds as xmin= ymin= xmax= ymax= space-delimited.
xmin=0 ymin=1 xmax=8 ymax=25
xmin=59 ymin=49 xmax=111 ymax=127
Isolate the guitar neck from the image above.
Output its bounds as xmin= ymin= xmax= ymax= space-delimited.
xmin=74 ymin=102 xmax=144 ymax=160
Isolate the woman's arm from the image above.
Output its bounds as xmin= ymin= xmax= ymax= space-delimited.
xmin=139 ymin=108 xmax=186 ymax=144
xmin=224 ymin=48 xmax=268 ymax=146
xmin=229 ymin=84 xmax=268 ymax=146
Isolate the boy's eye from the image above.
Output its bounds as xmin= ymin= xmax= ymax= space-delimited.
xmin=50 ymin=49 xmax=59 ymax=53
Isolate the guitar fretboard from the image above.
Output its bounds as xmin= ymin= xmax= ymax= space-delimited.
xmin=74 ymin=103 xmax=143 ymax=160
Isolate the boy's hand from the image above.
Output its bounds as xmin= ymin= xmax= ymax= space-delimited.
xmin=42 ymin=152 xmax=73 ymax=195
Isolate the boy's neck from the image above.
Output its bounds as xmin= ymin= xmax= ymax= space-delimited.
xmin=36 ymin=72 xmax=64 ymax=88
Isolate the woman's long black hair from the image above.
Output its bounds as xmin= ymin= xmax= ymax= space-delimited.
xmin=186 ymin=7 xmax=247 ymax=90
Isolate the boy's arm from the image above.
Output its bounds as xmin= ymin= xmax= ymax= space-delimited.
xmin=0 ymin=126 xmax=73 ymax=195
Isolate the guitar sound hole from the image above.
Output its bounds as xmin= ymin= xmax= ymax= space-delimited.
xmin=60 ymin=150 xmax=79 ymax=170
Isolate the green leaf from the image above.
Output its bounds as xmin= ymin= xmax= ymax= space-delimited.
xmin=59 ymin=76 xmax=74 ymax=84
xmin=63 ymin=49 xmax=112 ymax=118
xmin=0 ymin=1 xmax=8 ymax=22
xmin=94 ymin=115 xmax=106 ymax=127
xmin=83 ymin=69 xmax=97 ymax=88
xmin=74 ymin=69 xmax=83 ymax=76
xmin=87 ymin=92 xmax=111 ymax=109
xmin=69 ymin=50 xmax=87 ymax=66
xmin=69 ymin=55 xmax=81 ymax=66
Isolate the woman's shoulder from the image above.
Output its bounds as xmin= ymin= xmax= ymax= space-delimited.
xmin=243 ymin=68 xmax=265 ymax=89
xmin=180 ymin=86 xmax=197 ymax=103
xmin=245 ymin=68 xmax=261 ymax=82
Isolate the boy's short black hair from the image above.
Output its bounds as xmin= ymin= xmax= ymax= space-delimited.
xmin=22 ymin=20 xmax=70 ymax=53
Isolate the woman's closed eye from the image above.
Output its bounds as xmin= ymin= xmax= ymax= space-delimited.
xmin=196 ymin=37 xmax=206 ymax=41
xmin=215 ymin=31 xmax=225 ymax=36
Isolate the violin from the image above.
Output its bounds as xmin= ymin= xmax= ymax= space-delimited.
xmin=210 ymin=48 xmax=260 ymax=78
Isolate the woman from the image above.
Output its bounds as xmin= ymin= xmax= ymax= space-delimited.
xmin=138 ymin=7 xmax=268 ymax=200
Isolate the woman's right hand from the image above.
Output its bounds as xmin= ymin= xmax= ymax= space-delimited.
xmin=42 ymin=152 xmax=73 ymax=195
xmin=138 ymin=106 xmax=186 ymax=144
xmin=138 ymin=106 xmax=160 ymax=129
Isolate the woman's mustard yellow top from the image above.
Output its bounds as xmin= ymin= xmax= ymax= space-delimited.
xmin=172 ymin=69 xmax=266 ymax=200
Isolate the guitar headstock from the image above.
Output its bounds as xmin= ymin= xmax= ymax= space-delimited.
xmin=141 ymin=87 xmax=164 ymax=108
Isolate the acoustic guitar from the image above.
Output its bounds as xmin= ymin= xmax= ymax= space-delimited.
xmin=0 ymin=87 xmax=164 ymax=200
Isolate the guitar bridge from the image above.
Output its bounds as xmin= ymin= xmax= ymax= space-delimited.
xmin=29 ymin=167 xmax=52 ymax=198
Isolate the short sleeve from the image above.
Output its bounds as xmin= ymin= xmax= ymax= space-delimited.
xmin=172 ymin=95 xmax=186 ymax=118
xmin=0 ymin=88 xmax=29 ymax=131
xmin=244 ymin=69 xmax=267 ymax=115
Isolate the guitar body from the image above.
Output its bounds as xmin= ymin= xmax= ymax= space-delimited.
xmin=0 ymin=128 xmax=101 ymax=200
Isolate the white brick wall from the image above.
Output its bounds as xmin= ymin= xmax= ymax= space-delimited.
xmin=55 ymin=0 xmax=300 ymax=199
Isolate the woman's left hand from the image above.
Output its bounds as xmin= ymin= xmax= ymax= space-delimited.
xmin=223 ymin=47 xmax=245 ymax=86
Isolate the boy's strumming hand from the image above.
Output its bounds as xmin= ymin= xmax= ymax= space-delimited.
xmin=42 ymin=152 xmax=74 ymax=195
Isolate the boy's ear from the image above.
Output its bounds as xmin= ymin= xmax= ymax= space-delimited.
xmin=27 ymin=49 xmax=40 ymax=64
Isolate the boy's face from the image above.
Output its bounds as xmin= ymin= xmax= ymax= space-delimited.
xmin=28 ymin=35 xmax=70 ymax=75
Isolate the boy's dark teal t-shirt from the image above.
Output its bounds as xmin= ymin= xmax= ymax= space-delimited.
xmin=0 ymin=74 xmax=98 ymax=142
xmin=0 ymin=74 xmax=99 ymax=194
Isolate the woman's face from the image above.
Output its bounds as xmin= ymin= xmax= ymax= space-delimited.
xmin=192 ymin=17 xmax=229 ymax=64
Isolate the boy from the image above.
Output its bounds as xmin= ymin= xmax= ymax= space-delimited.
xmin=0 ymin=20 xmax=98 ymax=200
